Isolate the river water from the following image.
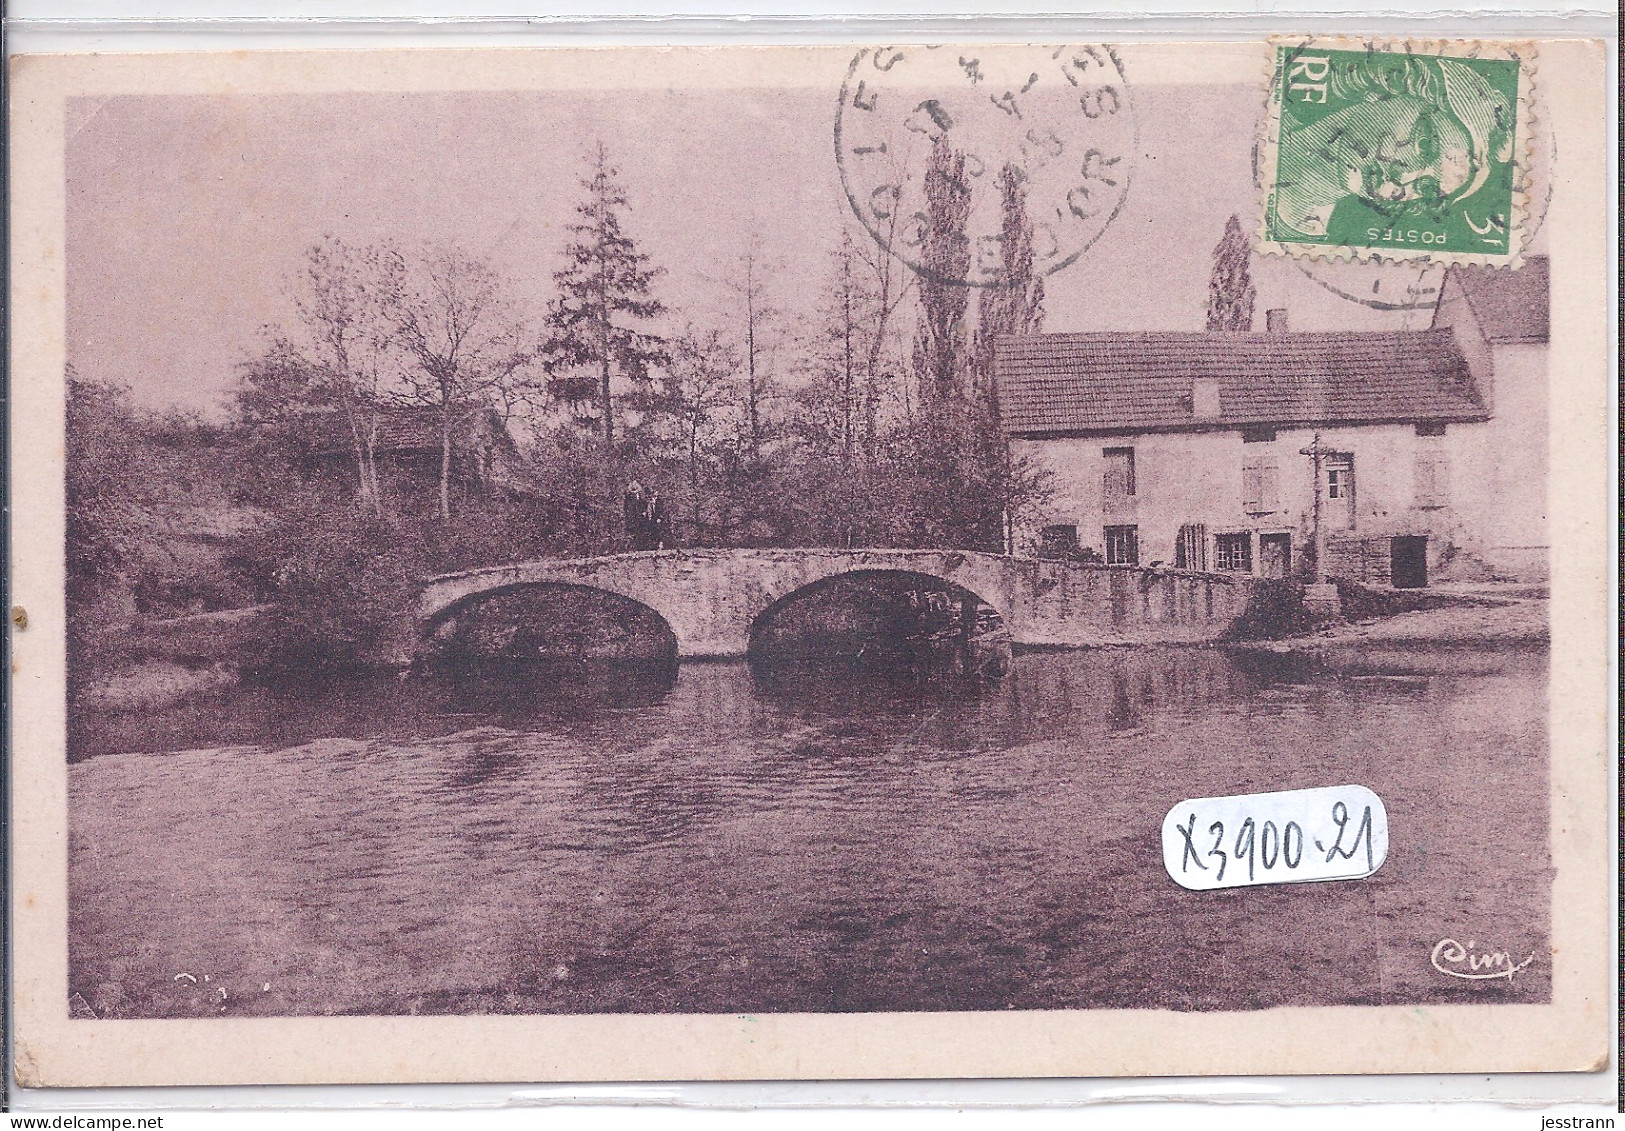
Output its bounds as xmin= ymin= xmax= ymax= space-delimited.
xmin=69 ymin=643 xmax=1550 ymax=1018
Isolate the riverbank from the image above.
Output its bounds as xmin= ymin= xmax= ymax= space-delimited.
xmin=1240 ymin=585 xmax=1548 ymax=652
xmin=75 ymin=661 xmax=239 ymax=714
xmin=72 ymin=605 xmax=272 ymax=713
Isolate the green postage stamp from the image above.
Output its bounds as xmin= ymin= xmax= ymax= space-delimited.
xmin=1258 ymin=39 xmax=1532 ymax=265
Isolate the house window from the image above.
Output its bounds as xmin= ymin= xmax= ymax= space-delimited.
xmin=1215 ymin=533 xmax=1252 ymax=572
xmin=1414 ymin=452 xmax=1451 ymax=508
xmin=1175 ymin=523 xmax=1208 ymax=571
xmin=1415 ymin=422 xmax=1447 ymax=437
xmin=1324 ymin=455 xmax=1355 ymax=530
xmin=1104 ymin=525 xmax=1139 ymax=566
xmin=1242 ymin=426 xmax=1277 ymax=443
xmin=1103 ymin=447 xmax=1136 ymax=502
xmin=1038 ymin=524 xmax=1080 ymax=559
xmin=1242 ymin=456 xmax=1280 ymax=514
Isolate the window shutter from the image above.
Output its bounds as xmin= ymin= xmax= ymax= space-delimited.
xmin=1415 ymin=452 xmax=1448 ymax=506
xmin=1414 ymin=455 xmax=1435 ymax=505
xmin=1176 ymin=523 xmax=1207 ymax=571
xmin=1242 ymin=460 xmax=1262 ymax=511
xmin=1260 ymin=459 xmax=1279 ymax=512
xmin=1103 ymin=448 xmax=1135 ymax=501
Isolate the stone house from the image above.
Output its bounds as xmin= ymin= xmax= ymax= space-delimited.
xmin=1426 ymin=256 xmax=1550 ymax=581
xmin=994 ymin=259 xmax=1548 ymax=587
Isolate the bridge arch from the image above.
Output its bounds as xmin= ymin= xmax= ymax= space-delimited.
xmin=746 ymin=567 xmax=1008 ymax=660
xmin=422 ymin=579 xmax=679 ymax=661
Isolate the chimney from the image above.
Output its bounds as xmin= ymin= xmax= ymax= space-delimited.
xmin=1266 ymin=308 xmax=1289 ymax=333
xmin=1192 ymin=378 xmax=1222 ymax=421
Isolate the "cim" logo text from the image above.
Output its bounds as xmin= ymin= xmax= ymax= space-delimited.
xmin=1430 ymin=938 xmax=1537 ymax=983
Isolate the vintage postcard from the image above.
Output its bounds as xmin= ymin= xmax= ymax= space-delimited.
xmin=7 ymin=41 xmax=1612 ymax=1087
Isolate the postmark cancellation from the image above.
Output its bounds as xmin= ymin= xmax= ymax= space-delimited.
xmin=836 ymin=44 xmax=1138 ymax=287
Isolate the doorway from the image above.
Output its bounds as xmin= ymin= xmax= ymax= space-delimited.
xmin=1390 ymin=536 xmax=1428 ymax=589
xmin=1259 ymin=533 xmax=1291 ymax=579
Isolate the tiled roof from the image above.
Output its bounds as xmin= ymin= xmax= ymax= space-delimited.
xmin=312 ymin=405 xmax=514 ymax=456
xmin=1439 ymin=255 xmax=1549 ymax=344
xmin=994 ymin=329 xmax=1486 ymax=437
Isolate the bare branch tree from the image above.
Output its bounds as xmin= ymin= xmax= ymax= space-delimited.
xmin=392 ymin=245 xmax=533 ymax=523
xmin=712 ymin=236 xmax=783 ymax=460
xmin=241 ymin=235 xmax=404 ymax=512
xmin=851 ymin=208 xmax=919 ymax=459
xmin=662 ymin=328 xmax=741 ymax=540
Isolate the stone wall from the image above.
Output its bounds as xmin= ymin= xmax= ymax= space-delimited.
xmin=1009 ymin=561 xmax=1255 ymax=647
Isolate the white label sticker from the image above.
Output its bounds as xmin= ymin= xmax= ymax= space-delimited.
xmin=1161 ymin=785 xmax=1388 ymax=890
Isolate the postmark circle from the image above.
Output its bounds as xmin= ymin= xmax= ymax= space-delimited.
xmin=835 ymin=45 xmax=1138 ymax=288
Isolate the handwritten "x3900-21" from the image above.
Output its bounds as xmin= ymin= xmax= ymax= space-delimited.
xmin=1160 ymin=785 xmax=1389 ymax=890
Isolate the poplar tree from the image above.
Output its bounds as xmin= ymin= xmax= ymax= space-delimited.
xmin=911 ymin=136 xmax=973 ymax=407
xmin=544 ymin=144 xmax=668 ymax=450
xmin=971 ymin=163 xmax=1046 ymax=396
xmin=1206 ymin=213 xmax=1257 ymax=331
xmin=964 ymin=163 xmax=1049 ymax=552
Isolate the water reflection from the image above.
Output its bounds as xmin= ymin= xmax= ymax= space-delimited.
xmin=434 ymin=657 xmax=682 ymax=715
xmin=69 ymin=642 xmax=1551 ymax=1018
xmin=70 ymin=642 xmax=1536 ymax=765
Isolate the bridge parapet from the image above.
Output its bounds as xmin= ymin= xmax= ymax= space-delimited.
xmin=412 ymin=549 xmax=1257 ymax=660
xmin=1011 ymin=560 xmax=1254 ymax=647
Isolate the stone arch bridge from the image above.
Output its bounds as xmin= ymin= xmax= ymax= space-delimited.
xmin=408 ymin=548 xmax=1257 ymax=661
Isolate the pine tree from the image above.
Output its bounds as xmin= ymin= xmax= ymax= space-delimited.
xmin=912 ymin=136 xmax=973 ymax=407
xmin=544 ymin=144 xmax=667 ymax=450
xmin=1206 ymin=213 xmax=1256 ymax=331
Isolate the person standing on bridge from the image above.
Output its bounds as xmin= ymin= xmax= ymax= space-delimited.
xmin=624 ymin=481 xmax=649 ymax=551
xmin=647 ymin=489 xmax=667 ymax=551
xmin=624 ymin=480 xmax=669 ymax=551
